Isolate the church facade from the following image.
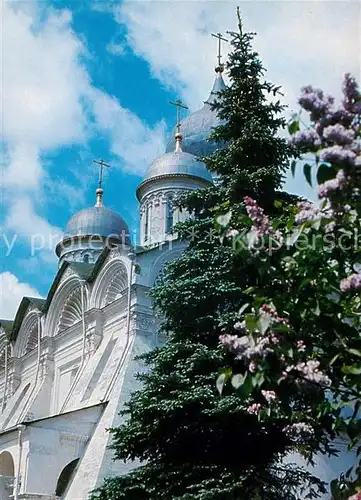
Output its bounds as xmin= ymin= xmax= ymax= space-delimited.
xmin=0 ymin=65 xmax=355 ymax=499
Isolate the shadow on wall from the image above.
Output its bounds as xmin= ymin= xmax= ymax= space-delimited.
xmin=55 ymin=458 xmax=79 ymax=498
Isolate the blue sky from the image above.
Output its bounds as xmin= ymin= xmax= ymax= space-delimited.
xmin=1 ymin=0 xmax=360 ymax=318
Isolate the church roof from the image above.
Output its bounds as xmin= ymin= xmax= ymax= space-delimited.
xmin=165 ymin=71 xmax=226 ymax=157
xmin=63 ymin=205 xmax=129 ymax=241
xmin=10 ymin=297 xmax=45 ymax=342
xmin=140 ymin=150 xmax=213 ymax=188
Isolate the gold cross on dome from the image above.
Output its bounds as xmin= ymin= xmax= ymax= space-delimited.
xmin=93 ymin=159 xmax=111 ymax=190
xmin=169 ymin=99 xmax=189 ymax=134
xmin=211 ymin=32 xmax=228 ymax=69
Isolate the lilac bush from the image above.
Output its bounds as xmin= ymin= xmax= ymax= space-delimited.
xmin=217 ymin=74 xmax=361 ymax=499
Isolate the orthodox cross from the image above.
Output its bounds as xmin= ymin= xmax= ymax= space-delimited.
xmin=211 ymin=32 xmax=228 ymax=68
xmin=93 ymin=159 xmax=111 ymax=190
xmin=169 ymin=99 xmax=188 ymax=134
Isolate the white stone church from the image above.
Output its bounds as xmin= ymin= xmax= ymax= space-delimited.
xmin=0 ymin=64 xmax=355 ymax=499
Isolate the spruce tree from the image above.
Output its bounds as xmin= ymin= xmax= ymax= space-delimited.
xmin=91 ymin=12 xmax=323 ymax=500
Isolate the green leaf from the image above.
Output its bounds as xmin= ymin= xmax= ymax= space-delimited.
xmin=216 ymin=210 xmax=232 ymax=227
xmin=252 ymin=371 xmax=265 ymax=388
xmin=258 ymin=314 xmax=272 ymax=335
xmin=342 ymin=365 xmax=361 ymax=375
xmin=290 ymin=159 xmax=297 ymax=177
xmin=216 ymin=373 xmax=227 ymax=395
xmin=288 ymin=120 xmax=300 ymax=135
xmin=313 ymin=301 xmax=320 ymax=316
xmin=231 ymin=373 xmax=246 ymax=389
xmin=274 ymin=200 xmax=282 ymax=208
xmin=240 ymin=373 xmax=253 ymax=397
xmin=329 ymin=354 xmax=340 ymax=366
xmin=347 ymin=348 xmax=361 ymax=358
xmin=303 ymin=163 xmax=312 ymax=187
xmin=245 ymin=314 xmax=258 ymax=333
xmin=317 ymin=163 xmax=337 ymax=185
xmin=238 ymin=303 xmax=250 ymax=315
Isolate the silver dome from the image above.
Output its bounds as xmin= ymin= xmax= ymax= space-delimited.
xmin=142 ymin=150 xmax=213 ymax=185
xmin=64 ymin=206 xmax=129 ymax=240
xmin=165 ymin=72 xmax=226 ymax=157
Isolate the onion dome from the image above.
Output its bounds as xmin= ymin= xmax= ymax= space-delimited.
xmin=56 ymin=184 xmax=130 ymax=264
xmin=63 ymin=202 xmax=129 ymax=240
xmin=137 ymin=133 xmax=212 ymax=199
xmin=165 ymin=69 xmax=226 ymax=157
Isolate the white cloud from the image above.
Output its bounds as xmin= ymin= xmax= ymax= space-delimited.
xmin=114 ymin=0 xmax=359 ymax=199
xmin=1 ymin=1 xmax=166 ymax=268
xmin=90 ymin=88 xmax=166 ymax=174
xmin=107 ymin=41 xmax=126 ymax=56
xmin=2 ymin=5 xmax=89 ymax=190
xmin=4 ymin=196 xmax=62 ymax=261
xmin=116 ymin=1 xmax=360 ymax=112
xmin=0 ymin=272 xmax=42 ymax=320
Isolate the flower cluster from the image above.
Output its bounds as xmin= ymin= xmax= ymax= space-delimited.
xmin=348 ymin=492 xmax=361 ymax=500
xmin=261 ymin=390 xmax=277 ymax=403
xmin=318 ymin=169 xmax=346 ymax=198
xmin=299 ymin=85 xmax=334 ymax=121
xmin=292 ymin=129 xmax=321 ymax=151
xmin=323 ymin=124 xmax=355 ymax=146
xmin=295 ymin=201 xmax=319 ymax=224
xmin=261 ymin=304 xmax=288 ymax=325
xmin=340 ymin=273 xmax=361 ymax=293
xmin=296 ymin=340 xmax=306 ymax=352
xmin=226 ymin=335 xmax=271 ymax=363
xmin=292 ymin=360 xmax=332 ymax=387
xmin=283 ymin=422 xmax=314 ymax=439
xmin=343 ymin=73 xmax=361 ymax=114
xmin=244 ymin=196 xmax=270 ymax=237
xmin=247 ymin=403 xmax=262 ymax=415
xmin=219 ymin=334 xmax=250 ymax=354
xmin=321 ymin=146 xmax=356 ymax=166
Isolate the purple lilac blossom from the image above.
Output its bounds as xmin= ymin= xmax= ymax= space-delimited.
xmin=292 ymin=129 xmax=321 ymax=150
xmin=247 ymin=403 xmax=262 ymax=415
xmin=261 ymin=390 xmax=277 ymax=402
xmin=293 ymin=360 xmax=332 ymax=387
xmin=340 ymin=273 xmax=361 ymax=292
xmin=295 ymin=201 xmax=319 ymax=224
xmin=283 ymin=422 xmax=314 ymax=439
xmin=299 ymin=85 xmax=334 ymax=121
xmin=323 ymin=124 xmax=355 ymax=146
xmin=318 ymin=169 xmax=346 ymax=198
xmin=320 ymin=145 xmax=356 ymax=165
xmin=343 ymin=73 xmax=361 ymax=114
xmin=244 ymin=196 xmax=270 ymax=237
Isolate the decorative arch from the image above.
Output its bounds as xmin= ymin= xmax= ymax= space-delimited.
xmin=0 ymin=331 xmax=8 ymax=371
xmin=14 ymin=311 xmax=39 ymax=358
xmin=91 ymin=258 xmax=129 ymax=309
xmin=55 ymin=458 xmax=79 ymax=497
xmin=0 ymin=451 xmax=15 ymax=476
xmin=57 ymin=286 xmax=82 ymax=333
xmin=45 ymin=276 xmax=88 ymax=337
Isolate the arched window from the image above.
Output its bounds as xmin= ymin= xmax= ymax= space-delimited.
xmin=55 ymin=458 xmax=79 ymax=497
xmin=166 ymin=198 xmax=173 ymax=234
xmin=0 ymin=451 xmax=15 ymax=476
xmin=83 ymin=254 xmax=90 ymax=264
